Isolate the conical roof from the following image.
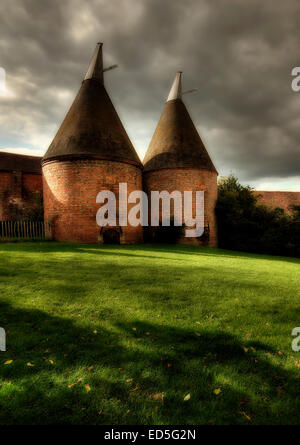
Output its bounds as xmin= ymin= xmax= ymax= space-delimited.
xmin=43 ymin=43 xmax=141 ymax=167
xmin=143 ymin=72 xmax=217 ymax=173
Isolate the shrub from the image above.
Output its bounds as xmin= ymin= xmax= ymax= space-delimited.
xmin=216 ymin=175 xmax=299 ymax=257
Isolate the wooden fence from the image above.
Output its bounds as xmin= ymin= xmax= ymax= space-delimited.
xmin=0 ymin=220 xmax=51 ymax=240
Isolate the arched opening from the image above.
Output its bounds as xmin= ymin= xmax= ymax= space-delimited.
xmin=102 ymin=228 xmax=120 ymax=244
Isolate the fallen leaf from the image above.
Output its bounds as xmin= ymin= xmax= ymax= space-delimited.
xmin=126 ymin=378 xmax=133 ymax=383
xmin=88 ymin=366 xmax=94 ymax=371
xmin=77 ymin=377 xmax=83 ymax=383
xmin=130 ymin=385 xmax=139 ymax=393
xmin=27 ymin=362 xmax=34 ymax=367
xmin=132 ymin=328 xmax=137 ymax=331
xmin=98 ymin=410 xmax=103 ymax=415
xmin=278 ymin=351 xmax=283 ymax=356
xmin=49 ymin=359 xmax=54 ymax=365
xmin=195 ymin=321 xmax=201 ymax=325
xmin=240 ymin=411 xmax=252 ymax=421
xmin=213 ymin=388 xmax=221 ymax=395
xmin=44 ymin=349 xmax=50 ymax=353
xmin=183 ymin=393 xmax=191 ymax=401
xmin=68 ymin=383 xmax=74 ymax=388
xmin=294 ymin=361 xmax=300 ymax=369
xmin=93 ymin=330 xmax=97 ymax=334
xmin=152 ymin=392 xmax=164 ymax=402
xmin=85 ymin=384 xmax=91 ymax=393
xmin=4 ymin=360 xmax=13 ymax=365
xmin=145 ymin=332 xmax=150 ymax=336
xmin=250 ymin=347 xmax=256 ymax=352
xmin=167 ymin=363 xmax=172 ymax=368
xmin=243 ymin=347 xmax=248 ymax=353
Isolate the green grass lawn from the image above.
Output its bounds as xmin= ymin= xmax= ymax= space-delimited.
xmin=0 ymin=242 xmax=299 ymax=425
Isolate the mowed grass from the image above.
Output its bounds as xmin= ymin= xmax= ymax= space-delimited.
xmin=0 ymin=242 xmax=299 ymax=425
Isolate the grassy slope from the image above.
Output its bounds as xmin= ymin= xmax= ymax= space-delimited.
xmin=0 ymin=242 xmax=299 ymax=425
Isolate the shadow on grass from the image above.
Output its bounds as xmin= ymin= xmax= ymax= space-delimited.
xmin=1 ymin=301 xmax=300 ymax=425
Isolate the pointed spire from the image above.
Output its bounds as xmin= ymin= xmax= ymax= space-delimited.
xmin=43 ymin=43 xmax=141 ymax=167
xmin=143 ymin=72 xmax=217 ymax=173
xmin=84 ymin=42 xmax=104 ymax=83
xmin=167 ymin=71 xmax=182 ymax=102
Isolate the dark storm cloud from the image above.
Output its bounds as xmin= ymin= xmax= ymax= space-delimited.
xmin=0 ymin=0 xmax=299 ymax=187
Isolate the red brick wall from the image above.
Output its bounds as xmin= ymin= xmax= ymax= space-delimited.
xmin=0 ymin=171 xmax=42 ymax=220
xmin=254 ymin=191 xmax=300 ymax=213
xmin=0 ymin=172 xmax=13 ymax=219
xmin=42 ymin=159 xmax=143 ymax=243
xmin=143 ymin=168 xmax=218 ymax=247
xmin=23 ymin=173 xmax=43 ymax=195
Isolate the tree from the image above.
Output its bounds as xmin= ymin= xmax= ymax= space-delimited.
xmin=216 ymin=175 xmax=299 ymax=257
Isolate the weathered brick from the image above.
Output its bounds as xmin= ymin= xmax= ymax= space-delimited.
xmin=254 ymin=191 xmax=300 ymax=213
xmin=0 ymin=171 xmax=42 ymax=220
xmin=143 ymin=168 xmax=218 ymax=247
xmin=42 ymin=159 xmax=143 ymax=243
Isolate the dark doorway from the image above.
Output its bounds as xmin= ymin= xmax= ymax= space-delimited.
xmin=102 ymin=229 xmax=120 ymax=244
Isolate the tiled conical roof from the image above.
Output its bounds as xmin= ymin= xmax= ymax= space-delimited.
xmin=43 ymin=43 xmax=141 ymax=167
xmin=143 ymin=72 xmax=217 ymax=173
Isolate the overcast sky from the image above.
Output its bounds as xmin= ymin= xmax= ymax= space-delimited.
xmin=0 ymin=0 xmax=299 ymax=190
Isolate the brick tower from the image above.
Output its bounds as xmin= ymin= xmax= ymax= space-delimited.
xmin=42 ymin=43 xmax=143 ymax=243
xmin=143 ymin=72 xmax=218 ymax=246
